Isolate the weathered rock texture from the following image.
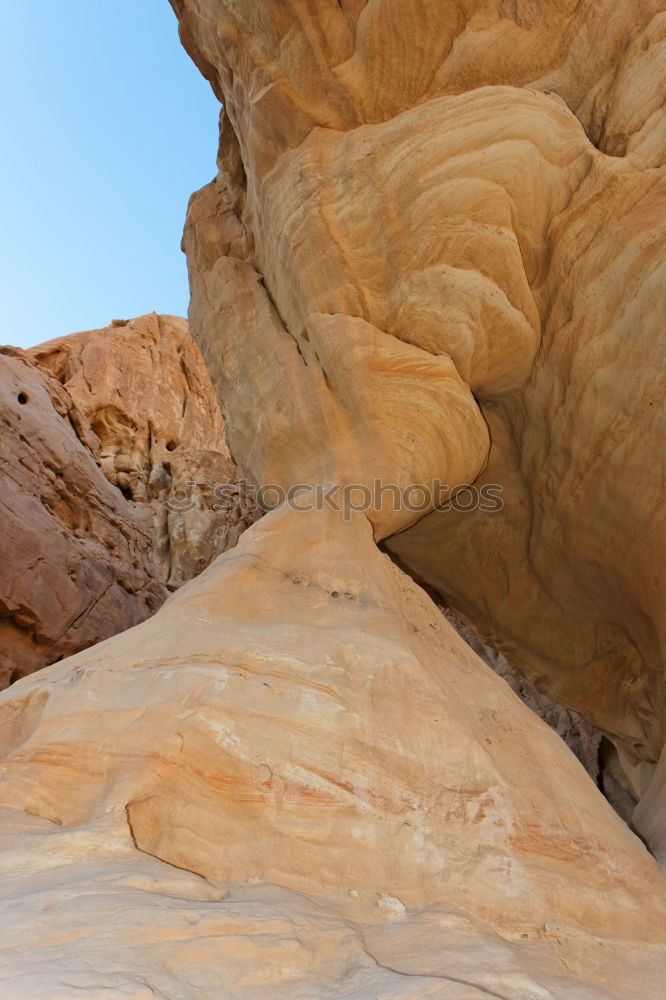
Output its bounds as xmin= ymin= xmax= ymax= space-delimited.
xmin=1 ymin=315 xmax=257 ymax=685
xmin=0 ymin=508 xmax=664 ymax=998
xmin=0 ymin=347 xmax=165 ymax=687
xmin=1 ymin=2 xmax=664 ymax=996
xmin=173 ymin=0 xmax=666 ymax=855
xmin=29 ymin=313 xmax=259 ymax=589
xmin=441 ymin=606 xmax=603 ymax=783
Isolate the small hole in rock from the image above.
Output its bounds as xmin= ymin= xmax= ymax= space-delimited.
xmin=166 ymin=440 xmax=177 ymax=452
xmin=17 ymin=392 xmax=28 ymax=405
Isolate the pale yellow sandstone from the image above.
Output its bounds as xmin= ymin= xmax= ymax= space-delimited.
xmin=176 ymin=0 xmax=666 ymax=849
xmin=2 ymin=2 xmax=665 ymax=993
xmin=0 ymin=507 xmax=664 ymax=997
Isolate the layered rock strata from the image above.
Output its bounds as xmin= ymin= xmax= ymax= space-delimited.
xmin=1 ymin=315 xmax=257 ymax=684
xmin=0 ymin=347 xmax=165 ymax=686
xmin=0 ymin=507 xmax=664 ymax=998
xmin=174 ymin=0 xmax=666 ymax=854
xmin=0 ymin=2 xmax=664 ymax=995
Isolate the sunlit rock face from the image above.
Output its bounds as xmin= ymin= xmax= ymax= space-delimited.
xmin=0 ymin=346 xmax=165 ymax=687
xmin=1 ymin=314 xmax=257 ymax=685
xmin=0 ymin=507 xmax=664 ymax=998
xmin=1 ymin=3 xmax=664 ymax=997
xmin=173 ymin=0 xmax=666 ymax=853
xmin=29 ymin=313 xmax=260 ymax=590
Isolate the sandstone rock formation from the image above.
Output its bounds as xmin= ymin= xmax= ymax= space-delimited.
xmin=0 ymin=507 xmax=664 ymax=998
xmin=441 ymin=606 xmax=603 ymax=783
xmin=29 ymin=313 xmax=260 ymax=589
xmin=0 ymin=347 xmax=165 ymax=687
xmin=2 ymin=315 xmax=258 ymax=685
xmin=173 ymin=0 xmax=666 ymax=855
xmin=1 ymin=2 xmax=664 ymax=996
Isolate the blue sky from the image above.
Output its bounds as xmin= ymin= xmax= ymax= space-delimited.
xmin=1 ymin=1 xmax=220 ymax=348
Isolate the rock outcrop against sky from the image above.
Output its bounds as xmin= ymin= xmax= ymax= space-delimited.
xmin=0 ymin=2 xmax=665 ymax=997
xmin=177 ymin=0 xmax=666 ymax=860
xmin=1 ymin=314 xmax=255 ymax=685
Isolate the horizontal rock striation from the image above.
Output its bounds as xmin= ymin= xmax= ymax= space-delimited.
xmin=1 ymin=3 xmax=664 ymax=996
xmin=0 ymin=507 xmax=664 ymax=997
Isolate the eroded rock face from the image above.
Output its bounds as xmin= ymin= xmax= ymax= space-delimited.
xmin=440 ymin=606 xmax=603 ymax=783
xmin=173 ymin=0 xmax=666 ymax=853
xmin=29 ymin=313 xmax=260 ymax=590
xmin=0 ymin=348 xmax=165 ymax=687
xmin=2 ymin=315 xmax=258 ymax=684
xmin=2 ymin=3 xmax=664 ymax=995
xmin=0 ymin=507 xmax=664 ymax=998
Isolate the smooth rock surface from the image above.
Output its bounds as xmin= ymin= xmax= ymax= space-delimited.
xmin=441 ymin=606 xmax=603 ymax=782
xmin=174 ymin=0 xmax=666 ymax=852
xmin=0 ymin=506 xmax=664 ymax=998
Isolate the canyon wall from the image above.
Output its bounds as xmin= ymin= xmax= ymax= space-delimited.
xmin=0 ymin=2 xmax=664 ymax=997
xmin=0 ymin=344 xmax=165 ymax=686
xmin=1 ymin=314 xmax=256 ymax=683
xmin=1 ymin=506 xmax=664 ymax=998
xmin=29 ymin=313 xmax=259 ymax=589
xmin=175 ymin=0 xmax=666 ymax=854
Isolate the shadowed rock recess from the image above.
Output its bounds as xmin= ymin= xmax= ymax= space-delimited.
xmin=1 ymin=2 xmax=664 ymax=997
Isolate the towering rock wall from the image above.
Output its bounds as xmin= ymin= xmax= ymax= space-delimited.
xmin=0 ymin=4 xmax=664 ymax=997
xmin=174 ymin=0 xmax=666 ymax=853
xmin=29 ymin=313 xmax=259 ymax=589
xmin=0 ymin=345 xmax=165 ymax=686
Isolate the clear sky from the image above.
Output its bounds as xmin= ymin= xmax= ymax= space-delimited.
xmin=1 ymin=1 xmax=220 ymax=349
